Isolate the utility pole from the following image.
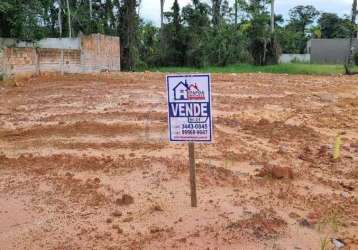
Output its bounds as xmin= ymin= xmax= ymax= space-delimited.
xmin=66 ymin=0 xmax=72 ymax=38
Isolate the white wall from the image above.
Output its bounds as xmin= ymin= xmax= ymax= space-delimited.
xmin=0 ymin=38 xmax=16 ymax=48
xmin=279 ymin=54 xmax=310 ymax=64
xmin=17 ymin=38 xmax=81 ymax=50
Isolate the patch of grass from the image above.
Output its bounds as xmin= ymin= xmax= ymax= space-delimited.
xmin=317 ymin=209 xmax=343 ymax=233
xmin=320 ymin=236 xmax=331 ymax=250
xmin=146 ymin=63 xmax=351 ymax=75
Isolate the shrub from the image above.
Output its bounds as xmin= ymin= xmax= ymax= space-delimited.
xmin=354 ymin=51 xmax=358 ymax=65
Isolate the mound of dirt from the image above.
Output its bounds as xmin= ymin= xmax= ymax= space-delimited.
xmin=257 ymin=165 xmax=294 ymax=179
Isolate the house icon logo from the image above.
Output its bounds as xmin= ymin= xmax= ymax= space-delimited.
xmin=173 ymin=80 xmax=205 ymax=101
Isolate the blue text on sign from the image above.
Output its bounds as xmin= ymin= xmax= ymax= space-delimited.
xmin=169 ymin=102 xmax=210 ymax=118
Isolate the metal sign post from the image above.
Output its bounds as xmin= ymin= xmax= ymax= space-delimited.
xmin=166 ymin=74 xmax=213 ymax=207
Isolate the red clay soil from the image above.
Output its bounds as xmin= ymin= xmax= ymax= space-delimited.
xmin=0 ymin=72 xmax=357 ymax=250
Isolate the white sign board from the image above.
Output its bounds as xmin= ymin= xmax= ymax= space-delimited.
xmin=166 ymin=74 xmax=213 ymax=142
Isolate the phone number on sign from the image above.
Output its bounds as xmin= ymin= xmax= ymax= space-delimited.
xmin=182 ymin=124 xmax=208 ymax=130
xmin=182 ymin=130 xmax=208 ymax=135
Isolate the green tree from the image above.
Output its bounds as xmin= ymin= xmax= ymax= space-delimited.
xmin=0 ymin=0 xmax=45 ymax=40
xmin=318 ymin=13 xmax=351 ymax=38
xmin=277 ymin=28 xmax=303 ymax=53
xmin=138 ymin=22 xmax=160 ymax=67
xmin=205 ymin=0 xmax=248 ymax=66
xmin=118 ymin=0 xmax=140 ymax=70
xmin=289 ymin=5 xmax=320 ymax=34
xmin=162 ymin=0 xmax=186 ymax=66
xmin=286 ymin=5 xmax=319 ymax=53
xmin=182 ymin=0 xmax=211 ymax=67
xmin=211 ymin=0 xmax=222 ymax=26
xmin=245 ymin=0 xmax=278 ymax=65
xmin=206 ymin=24 xmax=249 ymax=66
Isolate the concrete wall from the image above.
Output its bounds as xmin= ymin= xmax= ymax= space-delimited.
xmin=279 ymin=54 xmax=310 ymax=64
xmin=0 ymin=37 xmax=81 ymax=50
xmin=0 ymin=38 xmax=16 ymax=48
xmin=17 ymin=38 xmax=81 ymax=50
xmin=310 ymin=39 xmax=358 ymax=64
xmin=0 ymin=34 xmax=120 ymax=78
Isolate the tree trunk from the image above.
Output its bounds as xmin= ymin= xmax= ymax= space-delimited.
xmin=58 ymin=0 xmax=64 ymax=75
xmin=271 ymin=0 xmax=275 ymax=33
xmin=159 ymin=0 xmax=165 ymax=59
xmin=58 ymin=0 xmax=63 ymax=37
xmin=66 ymin=0 xmax=72 ymax=38
xmin=212 ymin=0 xmax=222 ymax=27
xmin=263 ymin=39 xmax=267 ymax=65
xmin=89 ymin=0 xmax=93 ymax=20
xmin=345 ymin=0 xmax=357 ymax=74
xmin=234 ymin=0 xmax=238 ymax=26
xmin=121 ymin=0 xmax=137 ymax=70
xmin=160 ymin=0 xmax=165 ymax=29
xmin=128 ymin=0 xmax=136 ymax=70
xmin=105 ymin=0 xmax=114 ymax=34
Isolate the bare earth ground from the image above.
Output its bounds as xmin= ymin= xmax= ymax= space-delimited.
xmin=0 ymin=72 xmax=357 ymax=250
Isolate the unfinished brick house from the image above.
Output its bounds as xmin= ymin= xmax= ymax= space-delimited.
xmin=0 ymin=34 xmax=120 ymax=79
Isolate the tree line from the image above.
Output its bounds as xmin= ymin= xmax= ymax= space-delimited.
xmin=0 ymin=0 xmax=356 ymax=71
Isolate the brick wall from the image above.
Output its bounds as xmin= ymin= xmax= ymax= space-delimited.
xmin=81 ymin=34 xmax=121 ymax=72
xmin=38 ymin=48 xmax=81 ymax=73
xmin=0 ymin=34 xmax=120 ymax=78
xmin=2 ymin=48 xmax=38 ymax=77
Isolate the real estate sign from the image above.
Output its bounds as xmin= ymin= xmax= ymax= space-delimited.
xmin=166 ymin=74 xmax=213 ymax=142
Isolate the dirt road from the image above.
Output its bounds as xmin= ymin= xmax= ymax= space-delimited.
xmin=0 ymin=73 xmax=357 ymax=249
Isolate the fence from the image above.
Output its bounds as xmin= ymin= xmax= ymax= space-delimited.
xmin=310 ymin=39 xmax=357 ymax=64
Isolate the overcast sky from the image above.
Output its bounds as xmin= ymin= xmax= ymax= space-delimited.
xmin=139 ymin=0 xmax=353 ymax=26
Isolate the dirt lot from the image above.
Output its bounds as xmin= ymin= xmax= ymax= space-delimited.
xmin=0 ymin=72 xmax=357 ymax=250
